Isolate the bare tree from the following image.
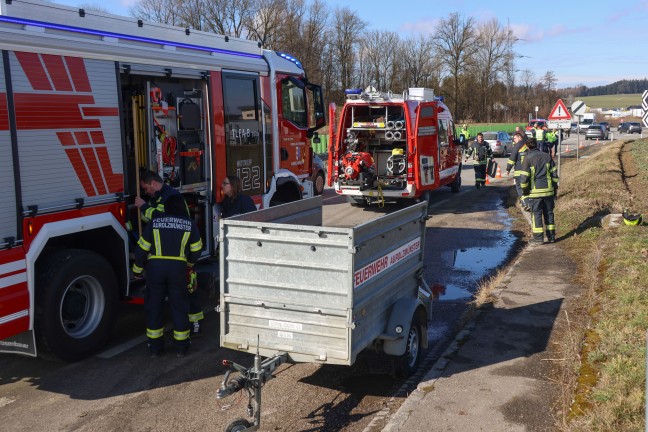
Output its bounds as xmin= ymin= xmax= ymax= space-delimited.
xmin=130 ymin=0 xmax=182 ymax=25
xmin=473 ymin=18 xmax=514 ymax=122
xmin=245 ymin=0 xmax=287 ymax=49
xmin=398 ymin=34 xmax=440 ymax=91
xmin=360 ymin=30 xmax=400 ymax=92
xmin=432 ymin=12 xmax=477 ymax=120
xmin=329 ymin=7 xmax=366 ymax=103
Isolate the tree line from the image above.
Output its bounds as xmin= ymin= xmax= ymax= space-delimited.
xmin=83 ymin=0 xmax=577 ymax=123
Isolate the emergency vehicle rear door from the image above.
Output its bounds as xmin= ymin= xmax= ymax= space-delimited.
xmin=0 ymin=52 xmax=34 ymax=356
xmin=413 ymin=102 xmax=438 ymax=188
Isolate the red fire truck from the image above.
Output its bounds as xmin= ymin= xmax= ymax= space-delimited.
xmin=328 ymin=87 xmax=462 ymax=206
xmin=0 ymin=0 xmax=324 ymax=361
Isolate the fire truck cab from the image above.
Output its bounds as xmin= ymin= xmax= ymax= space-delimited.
xmin=329 ymin=87 xmax=462 ymax=206
xmin=0 ymin=0 xmax=324 ymax=361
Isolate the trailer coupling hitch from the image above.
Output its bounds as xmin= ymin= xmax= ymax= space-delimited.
xmin=216 ymin=352 xmax=288 ymax=432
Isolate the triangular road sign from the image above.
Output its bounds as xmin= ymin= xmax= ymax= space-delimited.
xmin=548 ymin=99 xmax=571 ymax=121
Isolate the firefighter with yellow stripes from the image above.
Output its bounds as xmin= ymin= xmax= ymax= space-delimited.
xmin=506 ymin=132 xmax=530 ymax=211
xmin=135 ymin=171 xmax=183 ymax=222
xmin=464 ymin=132 xmax=492 ymax=188
xmin=518 ymin=138 xmax=559 ymax=244
xmin=132 ymin=194 xmax=203 ymax=358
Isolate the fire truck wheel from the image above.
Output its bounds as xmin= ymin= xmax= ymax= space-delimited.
xmin=36 ymin=249 xmax=118 ymax=362
xmin=347 ymin=196 xmax=368 ymax=207
xmin=225 ymin=419 xmax=253 ymax=432
xmin=313 ymin=171 xmax=325 ymax=196
xmin=393 ymin=315 xmax=425 ymax=378
xmin=450 ymin=171 xmax=462 ymax=193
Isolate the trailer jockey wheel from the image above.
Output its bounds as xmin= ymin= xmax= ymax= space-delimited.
xmin=225 ymin=418 xmax=252 ymax=432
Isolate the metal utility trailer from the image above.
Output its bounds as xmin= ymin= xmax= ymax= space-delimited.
xmin=216 ymin=197 xmax=432 ymax=431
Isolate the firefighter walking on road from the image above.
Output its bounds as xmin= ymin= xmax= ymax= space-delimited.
xmin=464 ymin=132 xmax=492 ymax=189
xmin=132 ymin=194 xmax=204 ymax=358
xmin=518 ymin=138 xmax=559 ymax=244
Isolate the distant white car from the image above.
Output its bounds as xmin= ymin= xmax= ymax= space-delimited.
xmin=480 ymin=131 xmax=512 ymax=156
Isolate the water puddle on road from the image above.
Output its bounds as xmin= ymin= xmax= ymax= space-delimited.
xmin=427 ymin=208 xmax=517 ymax=302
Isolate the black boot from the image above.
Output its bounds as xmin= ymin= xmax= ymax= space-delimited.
xmin=547 ymin=232 xmax=556 ymax=243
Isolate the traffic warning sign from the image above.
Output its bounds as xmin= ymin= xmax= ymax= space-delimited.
xmin=548 ymin=99 xmax=571 ymax=121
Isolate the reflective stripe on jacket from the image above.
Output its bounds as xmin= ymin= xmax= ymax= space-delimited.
xmin=518 ymin=148 xmax=559 ymax=198
xmin=507 ymin=142 xmax=528 ymax=176
xmin=133 ymin=215 xmax=203 ymax=270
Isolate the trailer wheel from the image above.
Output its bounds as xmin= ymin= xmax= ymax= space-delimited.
xmin=450 ymin=170 xmax=461 ymax=193
xmin=225 ymin=419 xmax=253 ymax=432
xmin=36 ymin=249 xmax=118 ymax=362
xmin=393 ymin=315 xmax=425 ymax=378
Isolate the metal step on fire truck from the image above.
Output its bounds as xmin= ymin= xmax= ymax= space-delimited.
xmin=327 ymin=87 xmax=463 ymax=206
xmin=0 ymin=0 xmax=325 ymax=361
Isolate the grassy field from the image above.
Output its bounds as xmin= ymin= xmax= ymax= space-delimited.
xmin=578 ymin=94 xmax=642 ymax=109
xmin=549 ymin=140 xmax=648 ymax=430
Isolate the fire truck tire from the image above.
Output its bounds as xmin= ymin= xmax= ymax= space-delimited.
xmin=393 ymin=314 xmax=425 ymax=378
xmin=36 ymin=249 xmax=118 ymax=362
xmin=347 ymin=196 xmax=367 ymax=207
xmin=225 ymin=419 xmax=253 ymax=432
xmin=450 ymin=171 xmax=462 ymax=193
xmin=313 ymin=171 xmax=325 ymax=196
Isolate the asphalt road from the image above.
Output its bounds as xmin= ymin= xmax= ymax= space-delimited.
xmin=0 ymin=136 xmax=625 ymax=431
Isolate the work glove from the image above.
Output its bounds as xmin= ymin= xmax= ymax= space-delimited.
xmin=132 ymin=265 xmax=143 ymax=279
xmin=187 ymin=267 xmax=197 ymax=294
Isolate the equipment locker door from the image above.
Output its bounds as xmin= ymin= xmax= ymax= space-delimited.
xmin=413 ymin=102 xmax=438 ymax=188
xmin=0 ymin=52 xmax=33 ymax=356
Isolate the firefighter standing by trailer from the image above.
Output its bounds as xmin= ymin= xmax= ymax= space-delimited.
xmin=464 ymin=132 xmax=492 ymax=188
xmin=518 ymin=138 xmax=559 ymax=244
xmin=506 ymin=132 xmax=530 ymax=211
xmin=132 ymin=195 xmax=203 ymax=357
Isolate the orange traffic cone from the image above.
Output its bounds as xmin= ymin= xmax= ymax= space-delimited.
xmin=485 ymin=175 xmax=490 ymax=185
xmin=596 ymin=138 xmax=599 ymax=144
xmin=496 ymin=165 xmax=502 ymax=178
xmin=579 ymin=141 xmax=584 ymax=149
xmin=565 ymin=144 xmax=570 ymax=153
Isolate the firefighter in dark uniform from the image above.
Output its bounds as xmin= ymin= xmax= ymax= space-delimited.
xmin=464 ymin=132 xmax=492 ymax=188
xmin=506 ymin=132 xmax=530 ymax=211
xmin=132 ymin=194 xmax=203 ymax=357
xmin=134 ymin=171 xmax=204 ymax=337
xmin=135 ymin=171 xmax=183 ymax=222
xmin=518 ymin=138 xmax=559 ymax=244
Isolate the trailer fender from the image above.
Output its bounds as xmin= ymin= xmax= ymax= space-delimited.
xmin=382 ymin=297 xmax=428 ymax=356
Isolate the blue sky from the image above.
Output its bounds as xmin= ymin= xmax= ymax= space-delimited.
xmin=54 ymin=0 xmax=648 ymax=89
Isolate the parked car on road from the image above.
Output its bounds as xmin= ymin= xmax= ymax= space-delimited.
xmin=617 ymin=122 xmax=627 ymax=132
xmin=481 ymin=131 xmax=512 ymax=156
xmin=627 ymin=122 xmax=643 ymax=134
xmin=585 ymin=124 xmax=609 ymax=140
xmin=311 ymin=154 xmax=326 ymax=195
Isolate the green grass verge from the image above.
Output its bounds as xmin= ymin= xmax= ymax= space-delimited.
xmin=579 ymin=94 xmax=643 ymax=109
xmin=554 ymin=140 xmax=648 ymax=430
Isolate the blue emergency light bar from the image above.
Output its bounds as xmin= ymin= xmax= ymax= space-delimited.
xmin=276 ymin=52 xmax=303 ymax=70
xmin=345 ymin=88 xmax=363 ymax=95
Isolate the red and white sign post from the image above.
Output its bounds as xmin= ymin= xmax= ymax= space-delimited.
xmin=548 ymin=99 xmax=572 ymax=174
